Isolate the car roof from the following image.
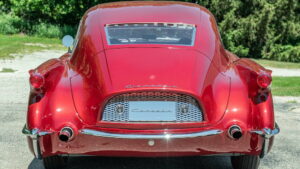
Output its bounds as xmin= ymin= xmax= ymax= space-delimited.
xmin=72 ymin=1 xmax=222 ymax=61
xmin=85 ymin=1 xmax=208 ymax=25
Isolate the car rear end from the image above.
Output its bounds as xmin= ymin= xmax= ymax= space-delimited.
xmin=22 ymin=2 xmax=280 ymax=169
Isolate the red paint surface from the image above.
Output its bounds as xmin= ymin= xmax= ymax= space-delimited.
xmin=25 ymin=1 xmax=276 ymax=158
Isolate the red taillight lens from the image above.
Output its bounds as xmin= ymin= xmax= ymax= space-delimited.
xmin=257 ymin=73 xmax=272 ymax=88
xmin=29 ymin=73 xmax=45 ymax=89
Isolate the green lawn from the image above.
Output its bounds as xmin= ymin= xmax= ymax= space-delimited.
xmin=252 ymin=59 xmax=300 ymax=69
xmin=272 ymin=77 xmax=300 ymax=96
xmin=0 ymin=34 xmax=64 ymax=59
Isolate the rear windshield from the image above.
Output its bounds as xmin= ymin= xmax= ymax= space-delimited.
xmin=105 ymin=23 xmax=196 ymax=46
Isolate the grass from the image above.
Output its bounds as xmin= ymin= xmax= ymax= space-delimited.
xmin=272 ymin=76 xmax=300 ymax=96
xmin=286 ymin=100 xmax=297 ymax=103
xmin=0 ymin=68 xmax=16 ymax=73
xmin=252 ymin=59 xmax=300 ymax=69
xmin=0 ymin=34 xmax=64 ymax=59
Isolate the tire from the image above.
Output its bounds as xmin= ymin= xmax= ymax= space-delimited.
xmin=231 ymin=155 xmax=260 ymax=169
xmin=43 ymin=155 xmax=68 ymax=169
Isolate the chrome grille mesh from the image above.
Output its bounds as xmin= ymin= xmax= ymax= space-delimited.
xmin=102 ymin=92 xmax=203 ymax=122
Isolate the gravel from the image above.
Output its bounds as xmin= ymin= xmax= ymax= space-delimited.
xmin=0 ymin=51 xmax=299 ymax=169
xmin=267 ymin=67 xmax=300 ymax=77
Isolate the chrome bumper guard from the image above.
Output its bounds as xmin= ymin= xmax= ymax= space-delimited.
xmin=250 ymin=123 xmax=280 ymax=138
xmin=80 ymin=129 xmax=223 ymax=139
xmin=22 ymin=125 xmax=53 ymax=137
xmin=22 ymin=125 xmax=52 ymax=159
xmin=250 ymin=123 xmax=280 ymax=158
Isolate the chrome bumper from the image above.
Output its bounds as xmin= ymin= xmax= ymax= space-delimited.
xmin=22 ymin=125 xmax=53 ymax=137
xmin=22 ymin=125 xmax=52 ymax=159
xmin=22 ymin=123 xmax=280 ymax=140
xmin=80 ymin=129 xmax=223 ymax=139
xmin=250 ymin=123 xmax=280 ymax=158
xmin=80 ymin=123 xmax=280 ymax=140
xmin=22 ymin=123 xmax=279 ymax=158
xmin=250 ymin=123 xmax=280 ymax=138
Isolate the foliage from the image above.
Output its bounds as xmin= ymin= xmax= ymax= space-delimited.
xmin=263 ymin=44 xmax=300 ymax=62
xmin=0 ymin=13 xmax=22 ymax=34
xmin=196 ymin=0 xmax=300 ymax=62
xmin=32 ymin=23 xmax=63 ymax=38
xmin=0 ymin=0 xmax=299 ymax=62
xmin=0 ymin=0 xmax=11 ymax=13
xmin=9 ymin=0 xmax=119 ymax=25
xmin=0 ymin=13 xmax=76 ymax=38
xmin=32 ymin=23 xmax=76 ymax=38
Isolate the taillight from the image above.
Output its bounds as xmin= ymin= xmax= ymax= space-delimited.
xmin=29 ymin=72 xmax=45 ymax=89
xmin=257 ymin=73 xmax=272 ymax=88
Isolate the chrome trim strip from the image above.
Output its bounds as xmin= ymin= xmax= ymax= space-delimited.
xmin=250 ymin=123 xmax=280 ymax=138
xmin=80 ymin=129 xmax=223 ymax=139
xmin=22 ymin=125 xmax=53 ymax=137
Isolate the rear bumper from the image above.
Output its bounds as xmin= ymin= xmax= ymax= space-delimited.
xmin=80 ymin=129 xmax=223 ymax=139
xmin=22 ymin=124 xmax=280 ymax=158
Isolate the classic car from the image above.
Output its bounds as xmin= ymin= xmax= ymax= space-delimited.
xmin=22 ymin=1 xmax=280 ymax=169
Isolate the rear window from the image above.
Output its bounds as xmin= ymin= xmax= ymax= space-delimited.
xmin=105 ymin=23 xmax=196 ymax=46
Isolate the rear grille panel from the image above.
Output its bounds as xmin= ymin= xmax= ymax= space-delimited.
xmin=102 ymin=92 xmax=203 ymax=122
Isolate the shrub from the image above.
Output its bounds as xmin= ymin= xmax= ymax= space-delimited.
xmin=198 ymin=0 xmax=300 ymax=62
xmin=9 ymin=0 xmax=119 ymax=25
xmin=0 ymin=13 xmax=76 ymax=38
xmin=32 ymin=23 xmax=76 ymax=38
xmin=32 ymin=23 xmax=62 ymax=38
xmin=0 ymin=0 xmax=12 ymax=13
xmin=264 ymin=44 xmax=300 ymax=62
xmin=60 ymin=25 xmax=77 ymax=38
xmin=0 ymin=14 xmax=21 ymax=34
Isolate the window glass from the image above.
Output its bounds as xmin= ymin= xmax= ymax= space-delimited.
xmin=105 ymin=23 xmax=196 ymax=46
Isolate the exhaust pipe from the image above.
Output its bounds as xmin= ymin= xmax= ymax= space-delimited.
xmin=59 ymin=127 xmax=74 ymax=142
xmin=228 ymin=125 xmax=243 ymax=140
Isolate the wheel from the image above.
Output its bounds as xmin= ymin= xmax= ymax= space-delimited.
xmin=43 ymin=155 xmax=68 ymax=169
xmin=231 ymin=155 xmax=260 ymax=169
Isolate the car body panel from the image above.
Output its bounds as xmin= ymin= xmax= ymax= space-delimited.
xmin=70 ymin=48 xmax=230 ymax=127
xmin=23 ymin=1 xmax=278 ymax=159
xmin=38 ymin=131 xmax=263 ymax=157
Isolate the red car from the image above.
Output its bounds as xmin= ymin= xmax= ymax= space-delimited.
xmin=22 ymin=1 xmax=279 ymax=169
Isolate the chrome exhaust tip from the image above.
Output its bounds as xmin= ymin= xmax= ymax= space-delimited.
xmin=59 ymin=127 xmax=74 ymax=142
xmin=228 ymin=125 xmax=243 ymax=140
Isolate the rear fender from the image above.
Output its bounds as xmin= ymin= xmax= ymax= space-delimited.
xmin=27 ymin=54 xmax=83 ymax=134
xmin=233 ymin=58 xmax=275 ymax=129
